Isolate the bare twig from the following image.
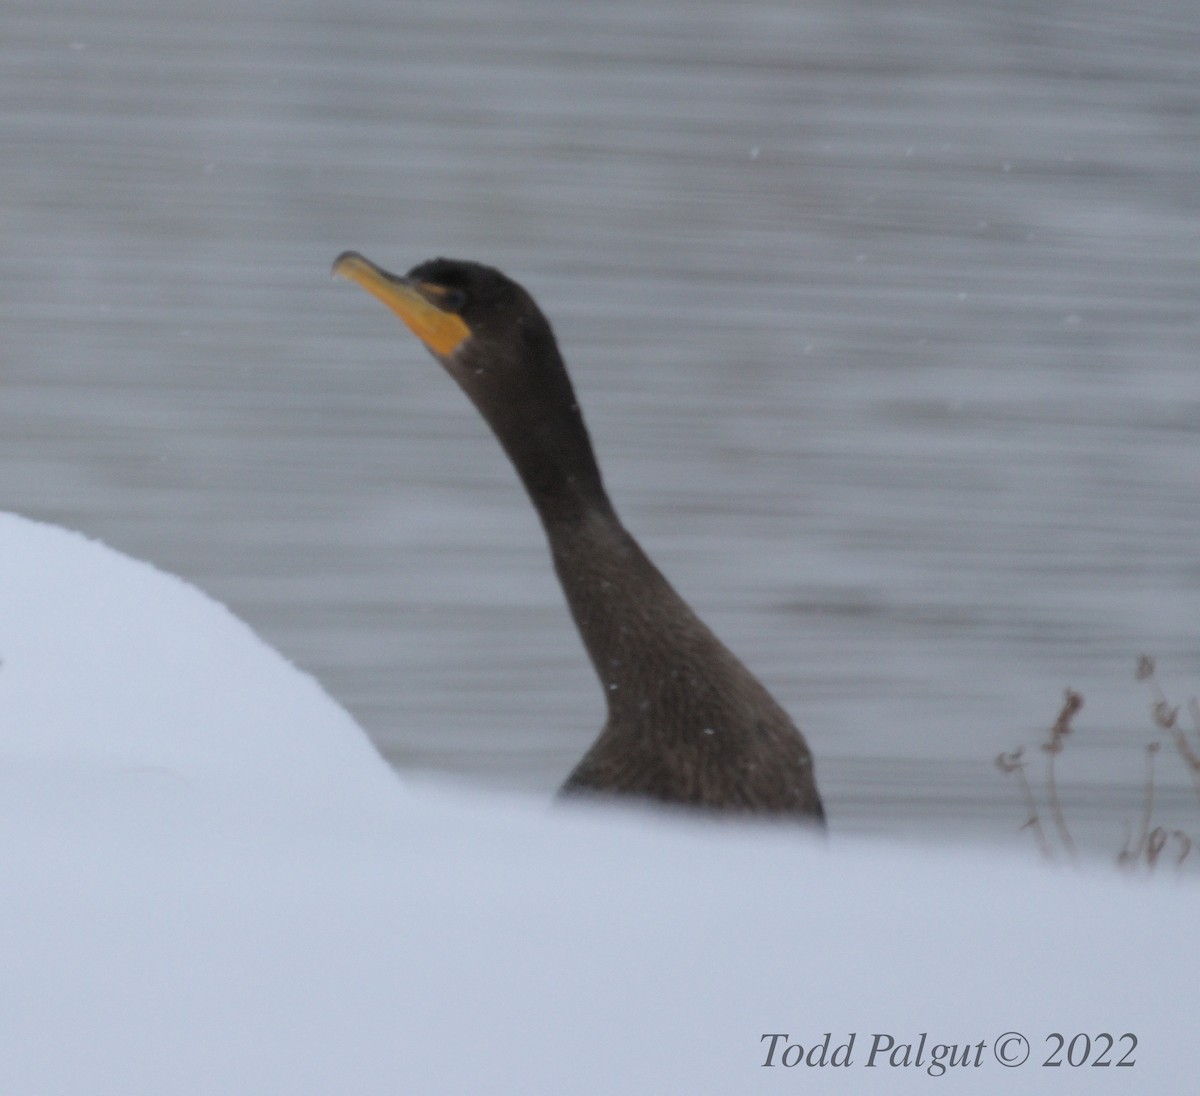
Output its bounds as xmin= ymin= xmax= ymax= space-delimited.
xmin=995 ymin=747 xmax=1053 ymax=860
xmin=1171 ymin=830 xmax=1193 ymax=868
xmin=1145 ymin=826 xmax=1169 ymax=869
xmin=1041 ymin=689 xmax=1082 ymax=858
xmin=998 ymin=662 xmax=1200 ymax=870
xmin=1118 ymin=742 xmax=1160 ymax=871
xmin=1137 ymin=656 xmax=1200 ymax=805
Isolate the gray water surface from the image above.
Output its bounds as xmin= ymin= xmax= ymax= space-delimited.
xmin=5 ymin=0 xmax=1199 ymax=854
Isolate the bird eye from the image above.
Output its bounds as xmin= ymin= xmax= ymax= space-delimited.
xmin=440 ymin=287 xmax=467 ymax=311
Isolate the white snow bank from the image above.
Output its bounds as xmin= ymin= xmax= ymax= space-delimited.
xmin=0 ymin=513 xmax=1190 ymax=1094
xmin=0 ymin=512 xmax=397 ymax=811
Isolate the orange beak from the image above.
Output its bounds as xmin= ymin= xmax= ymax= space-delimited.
xmin=333 ymin=251 xmax=471 ymax=357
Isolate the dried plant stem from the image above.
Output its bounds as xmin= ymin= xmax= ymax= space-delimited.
xmin=1166 ymin=724 xmax=1200 ymax=803
xmin=1139 ymin=656 xmax=1200 ymax=806
xmin=1044 ymin=748 xmax=1076 ymax=859
xmin=996 ymin=748 xmax=1054 ymax=860
xmin=1178 ymin=699 xmax=1200 ymax=804
xmin=998 ymin=665 xmax=1198 ymax=869
xmin=1040 ymin=689 xmax=1082 ymax=860
xmin=1119 ymin=743 xmax=1159 ymax=870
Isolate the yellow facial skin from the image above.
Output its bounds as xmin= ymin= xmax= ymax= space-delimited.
xmin=333 ymin=252 xmax=471 ymax=357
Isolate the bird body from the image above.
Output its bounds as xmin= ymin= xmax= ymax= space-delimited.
xmin=334 ymin=253 xmax=823 ymax=823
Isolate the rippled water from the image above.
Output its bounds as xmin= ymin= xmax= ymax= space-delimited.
xmin=4 ymin=0 xmax=1199 ymax=853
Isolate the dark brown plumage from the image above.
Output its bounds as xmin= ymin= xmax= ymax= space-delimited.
xmin=334 ymin=252 xmax=824 ymax=823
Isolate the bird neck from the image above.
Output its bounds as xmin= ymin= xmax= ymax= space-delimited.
xmin=475 ymin=367 xmax=613 ymax=527
xmin=539 ymin=505 xmax=721 ymax=722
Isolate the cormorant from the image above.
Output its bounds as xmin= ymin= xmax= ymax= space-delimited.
xmin=334 ymin=252 xmax=823 ymax=823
